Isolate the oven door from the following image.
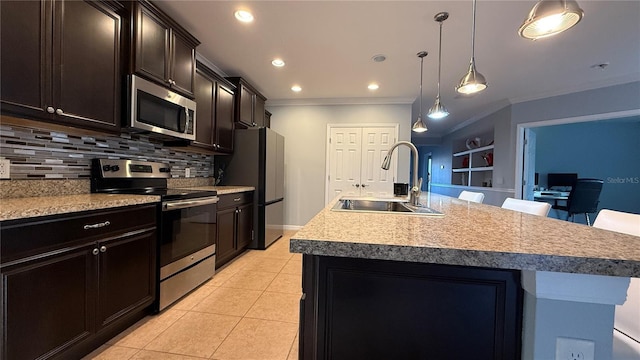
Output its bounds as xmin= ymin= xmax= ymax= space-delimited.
xmin=160 ymin=196 xmax=218 ymax=280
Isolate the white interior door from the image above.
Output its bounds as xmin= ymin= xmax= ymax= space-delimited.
xmin=327 ymin=125 xmax=397 ymax=203
xmin=360 ymin=127 xmax=395 ymax=197
xmin=327 ymin=127 xmax=362 ymax=199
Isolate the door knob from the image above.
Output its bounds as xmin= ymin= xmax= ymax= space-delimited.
xmin=361 ymin=184 xmax=367 ymax=188
xmin=354 ymin=184 xmax=360 ymax=188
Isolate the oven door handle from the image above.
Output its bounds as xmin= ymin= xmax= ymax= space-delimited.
xmin=162 ymin=196 xmax=219 ymax=211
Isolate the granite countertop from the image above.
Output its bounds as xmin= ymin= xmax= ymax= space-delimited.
xmin=180 ymin=185 xmax=255 ymax=195
xmin=290 ymin=193 xmax=640 ymax=277
xmin=0 ymin=194 xmax=160 ymax=222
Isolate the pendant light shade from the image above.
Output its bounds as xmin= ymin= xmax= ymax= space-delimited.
xmin=456 ymin=60 xmax=487 ymax=94
xmin=519 ymin=0 xmax=584 ymax=40
xmin=412 ymin=116 xmax=428 ymax=132
xmin=428 ymin=12 xmax=449 ymax=120
xmin=456 ymin=0 xmax=487 ymax=95
xmin=412 ymin=51 xmax=429 ymax=133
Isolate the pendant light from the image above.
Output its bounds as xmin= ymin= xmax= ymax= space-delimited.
xmin=456 ymin=0 xmax=487 ymax=95
xmin=412 ymin=51 xmax=428 ymax=133
xmin=518 ymin=0 xmax=584 ymax=40
xmin=428 ymin=12 xmax=449 ymax=120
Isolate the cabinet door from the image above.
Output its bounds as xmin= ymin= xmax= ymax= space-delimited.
xmin=216 ymin=207 xmax=237 ymax=268
xmin=170 ymin=30 xmax=195 ymax=97
xmin=1 ymin=247 xmax=94 ymax=360
xmin=215 ymin=84 xmax=235 ymax=153
xmin=194 ymin=69 xmax=215 ymax=149
xmin=135 ymin=4 xmax=170 ymax=86
xmin=52 ymin=0 xmax=121 ymax=131
xmin=96 ymin=229 xmax=155 ymax=330
xmin=0 ymin=0 xmax=51 ymax=119
xmin=253 ymin=95 xmax=266 ymax=128
xmin=236 ymin=203 xmax=253 ymax=250
xmin=238 ymin=84 xmax=255 ymax=127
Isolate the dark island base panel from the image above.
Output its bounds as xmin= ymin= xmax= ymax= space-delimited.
xmin=300 ymin=255 xmax=523 ymax=360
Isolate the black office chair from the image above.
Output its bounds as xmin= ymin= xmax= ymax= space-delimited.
xmin=553 ymin=178 xmax=604 ymax=226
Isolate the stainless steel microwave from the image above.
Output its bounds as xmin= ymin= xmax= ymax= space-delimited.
xmin=128 ymin=75 xmax=196 ymax=141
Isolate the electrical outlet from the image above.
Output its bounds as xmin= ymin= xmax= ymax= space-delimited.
xmin=0 ymin=158 xmax=10 ymax=179
xmin=555 ymin=337 xmax=595 ymax=360
xmin=185 ymin=167 xmax=191 ymax=178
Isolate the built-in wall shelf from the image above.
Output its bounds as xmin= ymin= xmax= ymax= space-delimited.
xmin=453 ymin=144 xmax=494 ymax=157
xmin=452 ymin=166 xmax=494 ymax=173
xmin=452 ymin=143 xmax=494 ymax=187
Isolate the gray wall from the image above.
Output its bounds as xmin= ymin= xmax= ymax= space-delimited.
xmin=267 ymin=103 xmax=412 ymax=228
xmin=420 ymin=81 xmax=640 ymax=200
xmin=534 ymin=119 xmax=640 ymax=221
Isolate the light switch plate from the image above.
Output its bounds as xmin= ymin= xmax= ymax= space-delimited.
xmin=0 ymin=158 xmax=10 ymax=179
xmin=555 ymin=337 xmax=595 ymax=360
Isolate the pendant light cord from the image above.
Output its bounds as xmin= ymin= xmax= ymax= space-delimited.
xmin=419 ymin=56 xmax=424 ymax=115
xmin=471 ymin=0 xmax=477 ymax=63
xmin=437 ymin=20 xmax=443 ymax=99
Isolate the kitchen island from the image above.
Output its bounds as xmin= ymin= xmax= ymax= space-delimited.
xmin=290 ymin=193 xmax=640 ymax=359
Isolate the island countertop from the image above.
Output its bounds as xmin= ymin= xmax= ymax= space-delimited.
xmin=290 ymin=193 xmax=640 ymax=277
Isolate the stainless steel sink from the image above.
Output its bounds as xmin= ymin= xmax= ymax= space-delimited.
xmin=331 ymin=198 xmax=443 ymax=216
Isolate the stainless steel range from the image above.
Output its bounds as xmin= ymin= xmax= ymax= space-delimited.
xmin=91 ymin=159 xmax=218 ymax=311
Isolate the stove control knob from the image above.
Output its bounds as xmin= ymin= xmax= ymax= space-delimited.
xmin=111 ymin=165 xmax=120 ymax=172
xmin=102 ymin=165 xmax=111 ymax=172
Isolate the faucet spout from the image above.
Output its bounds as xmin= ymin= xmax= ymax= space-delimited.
xmin=381 ymin=141 xmax=422 ymax=206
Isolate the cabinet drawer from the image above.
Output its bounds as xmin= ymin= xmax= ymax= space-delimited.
xmin=217 ymin=192 xmax=253 ymax=209
xmin=1 ymin=204 xmax=156 ymax=265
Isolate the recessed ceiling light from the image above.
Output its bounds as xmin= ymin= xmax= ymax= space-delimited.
xmin=272 ymin=59 xmax=285 ymax=67
xmin=291 ymin=85 xmax=302 ymax=92
xmin=234 ymin=10 xmax=254 ymax=23
xmin=372 ymin=54 xmax=387 ymax=63
xmin=368 ymin=83 xmax=379 ymax=90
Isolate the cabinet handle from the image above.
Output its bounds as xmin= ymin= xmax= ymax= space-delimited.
xmin=238 ymin=209 xmax=242 ymax=213
xmin=92 ymin=248 xmax=99 ymax=256
xmin=233 ymin=197 xmax=241 ymax=202
xmin=46 ymin=106 xmax=55 ymax=114
xmin=100 ymin=246 xmax=107 ymax=253
xmin=55 ymin=108 xmax=64 ymax=115
xmin=83 ymin=221 xmax=110 ymax=230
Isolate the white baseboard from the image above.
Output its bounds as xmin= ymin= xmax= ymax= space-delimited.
xmin=284 ymin=225 xmax=303 ymax=231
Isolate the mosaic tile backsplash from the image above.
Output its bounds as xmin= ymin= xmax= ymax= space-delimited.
xmin=0 ymin=122 xmax=214 ymax=180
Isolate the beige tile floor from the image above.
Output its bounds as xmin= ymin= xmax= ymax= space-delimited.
xmin=83 ymin=231 xmax=301 ymax=360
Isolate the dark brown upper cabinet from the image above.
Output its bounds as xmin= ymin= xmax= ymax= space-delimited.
xmin=227 ymin=77 xmax=267 ymax=128
xmin=0 ymin=0 xmax=124 ymax=132
xmin=264 ymin=110 xmax=272 ymax=128
xmin=193 ymin=61 xmax=235 ymax=153
xmin=128 ymin=0 xmax=200 ymax=98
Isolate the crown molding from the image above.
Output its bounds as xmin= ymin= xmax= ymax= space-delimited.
xmin=509 ymin=74 xmax=640 ymax=105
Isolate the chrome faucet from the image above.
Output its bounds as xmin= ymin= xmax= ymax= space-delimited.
xmin=381 ymin=141 xmax=422 ymax=206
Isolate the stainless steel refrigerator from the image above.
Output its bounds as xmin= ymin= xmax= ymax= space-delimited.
xmin=224 ymin=128 xmax=284 ymax=249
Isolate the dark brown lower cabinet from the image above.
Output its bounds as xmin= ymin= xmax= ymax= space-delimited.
xmin=300 ymin=255 xmax=523 ymax=360
xmin=215 ymin=192 xmax=254 ymax=268
xmin=0 ymin=204 xmax=157 ymax=360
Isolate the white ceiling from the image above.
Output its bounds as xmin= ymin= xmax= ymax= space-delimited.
xmin=155 ymin=1 xmax=640 ymax=137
